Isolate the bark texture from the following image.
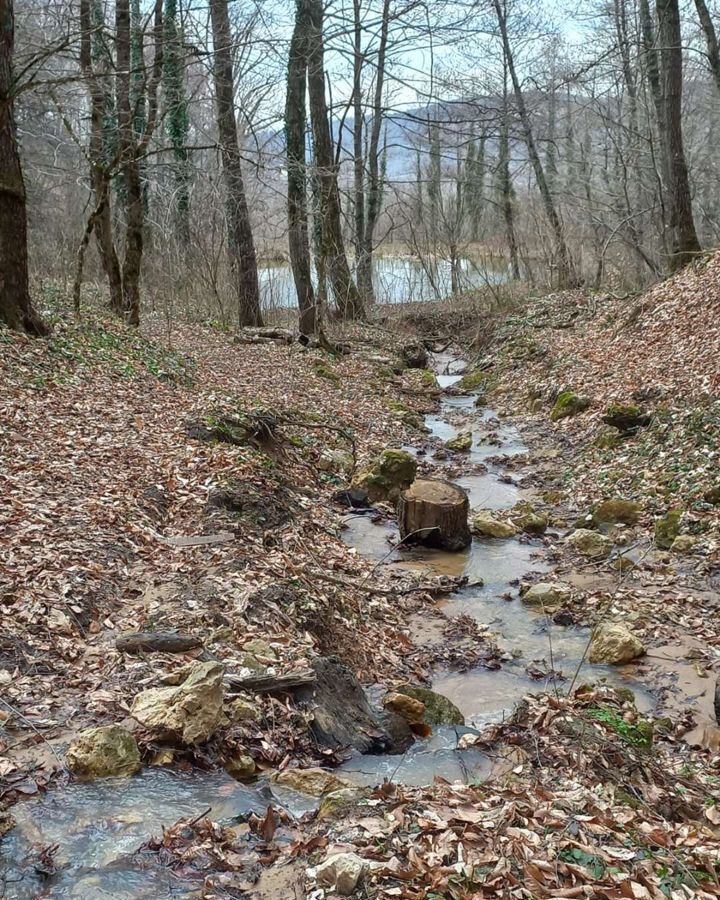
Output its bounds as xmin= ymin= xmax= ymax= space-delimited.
xmin=209 ymin=0 xmax=263 ymax=327
xmin=657 ymin=0 xmax=702 ymax=270
xmin=306 ymin=0 xmax=365 ymax=320
xmin=398 ymin=479 xmax=471 ymax=552
xmin=0 ymin=0 xmax=46 ymax=335
xmin=285 ymin=0 xmax=316 ymax=335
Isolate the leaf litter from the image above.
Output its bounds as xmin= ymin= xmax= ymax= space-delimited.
xmin=2 ymin=262 xmax=720 ymax=898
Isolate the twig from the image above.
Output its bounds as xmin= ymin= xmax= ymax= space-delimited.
xmin=0 ymin=698 xmax=68 ymax=772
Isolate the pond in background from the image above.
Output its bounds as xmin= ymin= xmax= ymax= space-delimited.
xmin=259 ymin=255 xmax=511 ymax=309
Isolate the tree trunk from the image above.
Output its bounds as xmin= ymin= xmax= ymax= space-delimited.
xmin=286 ymin=0 xmax=316 ymax=335
xmin=352 ymin=0 xmax=367 ymax=299
xmin=357 ymin=0 xmax=391 ymax=305
xmin=639 ymin=0 xmax=670 ymax=243
xmin=694 ymin=0 xmax=720 ymax=94
xmin=79 ymin=0 xmax=124 ymax=317
xmin=657 ymin=0 xmax=702 ymax=270
xmin=116 ymin=0 xmax=143 ymax=326
xmin=397 ymin=479 xmax=471 ymax=552
xmin=305 ymin=0 xmax=365 ymax=320
xmin=209 ymin=0 xmax=263 ymax=327
xmin=499 ymin=57 xmax=520 ymax=280
xmin=0 ymin=0 xmax=46 ymax=335
xmin=493 ymin=0 xmax=578 ymax=288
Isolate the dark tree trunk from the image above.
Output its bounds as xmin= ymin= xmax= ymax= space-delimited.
xmin=116 ymin=0 xmax=143 ymax=326
xmin=493 ymin=0 xmax=578 ymax=288
xmin=499 ymin=56 xmax=520 ymax=280
xmin=285 ymin=0 xmax=316 ymax=335
xmin=358 ymin=0 xmax=391 ymax=305
xmin=640 ymin=0 xmax=670 ymax=241
xmin=0 ymin=0 xmax=46 ymax=335
xmin=657 ymin=0 xmax=701 ymax=270
xmin=209 ymin=0 xmax=263 ymax=327
xmin=79 ymin=0 xmax=123 ymax=315
xmin=694 ymin=0 xmax=720 ymax=94
xmin=305 ymin=0 xmax=365 ymax=320
xmin=351 ymin=0 xmax=369 ymax=302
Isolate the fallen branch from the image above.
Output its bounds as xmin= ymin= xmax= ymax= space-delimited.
xmin=146 ymin=529 xmax=235 ymax=547
xmin=225 ymin=669 xmax=316 ymax=693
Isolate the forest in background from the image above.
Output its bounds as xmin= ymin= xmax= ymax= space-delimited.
xmin=2 ymin=0 xmax=720 ymax=336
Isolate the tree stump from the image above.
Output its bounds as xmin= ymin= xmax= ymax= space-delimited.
xmin=397 ymin=479 xmax=471 ymax=551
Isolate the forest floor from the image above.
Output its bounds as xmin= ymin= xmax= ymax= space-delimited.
xmin=1 ymin=255 xmax=720 ymax=898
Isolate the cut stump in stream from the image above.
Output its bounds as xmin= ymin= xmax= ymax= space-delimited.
xmin=397 ymin=479 xmax=471 ymax=551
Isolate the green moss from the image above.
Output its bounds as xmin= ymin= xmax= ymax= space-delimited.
xmin=550 ymin=390 xmax=590 ymax=421
xmin=352 ymin=449 xmax=417 ymax=502
xmin=655 ymin=508 xmax=682 ymax=549
xmin=312 ymin=361 xmax=342 ymax=386
xmin=593 ymin=499 xmax=641 ymax=526
xmin=395 ymin=685 xmax=465 ymax=726
xmin=602 ymin=403 xmax=651 ymax=431
xmin=445 ymin=431 xmax=472 ymax=452
xmin=458 ymin=369 xmax=487 ymax=391
xmin=587 ymin=705 xmax=653 ymax=748
xmin=419 ymin=369 xmax=440 ymax=389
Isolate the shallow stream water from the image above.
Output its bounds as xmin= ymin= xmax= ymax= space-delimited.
xmin=338 ymin=354 xmax=654 ymax=784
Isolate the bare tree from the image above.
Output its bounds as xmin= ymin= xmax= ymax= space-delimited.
xmin=0 ymin=0 xmax=46 ymax=334
xmin=694 ymin=0 xmax=720 ymax=94
xmin=657 ymin=0 xmax=701 ymax=269
xmin=209 ymin=0 xmax=263 ymax=327
xmin=492 ymin=0 xmax=578 ymax=288
xmin=286 ymin=0 xmax=316 ymax=334
xmin=306 ymin=0 xmax=365 ymax=320
xmin=77 ymin=0 xmax=164 ymax=325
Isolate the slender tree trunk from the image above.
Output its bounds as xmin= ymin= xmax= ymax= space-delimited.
xmin=694 ymin=0 xmax=720 ymax=94
xmin=351 ymin=0 xmax=367 ymax=300
xmin=657 ymin=0 xmax=701 ymax=269
xmin=357 ymin=0 xmax=391 ymax=304
xmin=116 ymin=0 xmax=143 ymax=326
xmin=305 ymin=0 xmax=364 ymax=320
xmin=492 ymin=0 xmax=578 ymax=288
xmin=0 ymin=0 xmax=46 ymax=335
xmin=285 ymin=0 xmax=315 ymax=335
xmin=499 ymin=51 xmax=520 ymax=281
xmin=209 ymin=0 xmax=263 ymax=327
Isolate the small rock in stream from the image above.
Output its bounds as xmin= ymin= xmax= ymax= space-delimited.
xmin=65 ymin=725 xmax=142 ymax=779
xmin=588 ymin=623 xmax=645 ymax=665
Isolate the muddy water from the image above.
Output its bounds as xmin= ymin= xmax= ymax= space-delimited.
xmin=340 ymin=354 xmax=654 ymax=784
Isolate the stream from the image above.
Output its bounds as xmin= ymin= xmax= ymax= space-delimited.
xmin=0 ymin=353 xmax=657 ymax=898
xmin=338 ymin=353 xmax=654 ymax=786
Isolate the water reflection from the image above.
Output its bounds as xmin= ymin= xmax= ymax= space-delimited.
xmin=258 ymin=256 xmax=511 ymax=310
